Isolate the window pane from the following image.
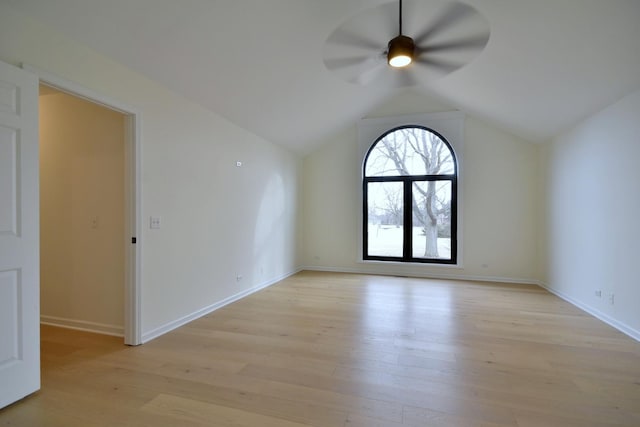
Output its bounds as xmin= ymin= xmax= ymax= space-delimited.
xmin=367 ymin=181 xmax=403 ymax=257
xmin=365 ymin=128 xmax=455 ymax=177
xmin=412 ymin=181 xmax=452 ymax=260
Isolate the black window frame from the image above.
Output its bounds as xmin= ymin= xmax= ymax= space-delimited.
xmin=362 ymin=125 xmax=458 ymax=264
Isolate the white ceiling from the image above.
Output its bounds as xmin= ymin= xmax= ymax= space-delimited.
xmin=6 ymin=0 xmax=640 ymax=154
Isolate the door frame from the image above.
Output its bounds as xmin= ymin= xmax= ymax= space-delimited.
xmin=24 ymin=64 xmax=142 ymax=345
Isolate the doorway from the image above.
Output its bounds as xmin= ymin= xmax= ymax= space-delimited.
xmin=40 ymin=85 xmax=126 ymax=339
xmin=30 ymin=66 xmax=141 ymax=345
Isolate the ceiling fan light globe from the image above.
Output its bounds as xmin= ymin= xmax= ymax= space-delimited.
xmin=389 ymin=55 xmax=412 ymax=67
xmin=387 ymin=35 xmax=415 ymax=68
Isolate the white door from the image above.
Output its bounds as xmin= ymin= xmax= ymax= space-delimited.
xmin=0 ymin=60 xmax=40 ymax=409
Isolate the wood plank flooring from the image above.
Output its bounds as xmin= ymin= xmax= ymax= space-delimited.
xmin=1 ymin=271 xmax=640 ymax=426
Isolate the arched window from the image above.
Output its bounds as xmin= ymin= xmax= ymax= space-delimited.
xmin=363 ymin=126 xmax=457 ymax=263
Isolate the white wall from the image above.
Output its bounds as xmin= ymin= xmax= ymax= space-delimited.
xmin=0 ymin=5 xmax=301 ymax=339
xmin=40 ymin=90 xmax=125 ymax=334
xmin=302 ymin=91 xmax=539 ymax=283
xmin=541 ymin=89 xmax=640 ymax=339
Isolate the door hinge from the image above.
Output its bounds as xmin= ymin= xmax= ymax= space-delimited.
xmin=131 ymin=237 xmax=137 ymax=244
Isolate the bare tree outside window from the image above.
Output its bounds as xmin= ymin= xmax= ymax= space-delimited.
xmin=364 ymin=127 xmax=456 ymax=263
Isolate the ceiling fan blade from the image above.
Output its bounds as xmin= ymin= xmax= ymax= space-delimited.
xmin=352 ymin=58 xmax=387 ymax=85
xmin=413 ymin=2 xmax=477 ymax=46
xmin=414 ymin=57 xmax=465 ymax=74
xmin=350 ymin=64 xmax=385 ymax=86
xmin=324 ymin=52 xmax=386 ymax=86
xmin=327 ymin=27 xmax=382 ymax=52
xmin=417 ymin=32 xmax=490 ymax=54
xmin=324 ymin=55 xmax=374 ymax=70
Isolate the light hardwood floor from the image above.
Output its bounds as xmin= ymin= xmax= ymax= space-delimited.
xmin=2 ymin=271 xmax=640 ymax=426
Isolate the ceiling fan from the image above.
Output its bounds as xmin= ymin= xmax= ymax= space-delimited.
xmin=323 ymin=0 xmax=491 ymax=86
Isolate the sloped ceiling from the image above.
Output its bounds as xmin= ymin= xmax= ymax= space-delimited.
xmin=5 ymin=0 xmax=640 ymax=154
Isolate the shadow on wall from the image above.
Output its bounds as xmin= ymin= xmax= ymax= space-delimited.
xmin=252 ymin=172 xmax=287 ymax=284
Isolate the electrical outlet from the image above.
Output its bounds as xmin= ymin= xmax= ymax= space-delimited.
xmin=608 ymin=293 xmax=615 ymax=305
xmin=236 ymin=274 xmax=243 ymax=282
xmin=150 ymin=216 xmax=161 ymax=229
xmin=594 ymin=290 xmax=602 ymax=297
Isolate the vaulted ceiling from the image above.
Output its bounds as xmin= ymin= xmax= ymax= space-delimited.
xmin=6 ymin=0 xmax=640 ymax=154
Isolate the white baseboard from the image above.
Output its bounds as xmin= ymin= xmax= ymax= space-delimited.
xmin=302 ymin=265 xmax=538 ymax=285
xmin=141 ymin=268 xmax=302 ymax=343
xmin=40 ymin=315 xmax=124 ymax=337
xmin=538 ymin=282 xmax=640 ymax=342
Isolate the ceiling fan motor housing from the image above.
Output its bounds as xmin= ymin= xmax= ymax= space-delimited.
xmin=387 ymin=35 xmax=415 ymax=67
